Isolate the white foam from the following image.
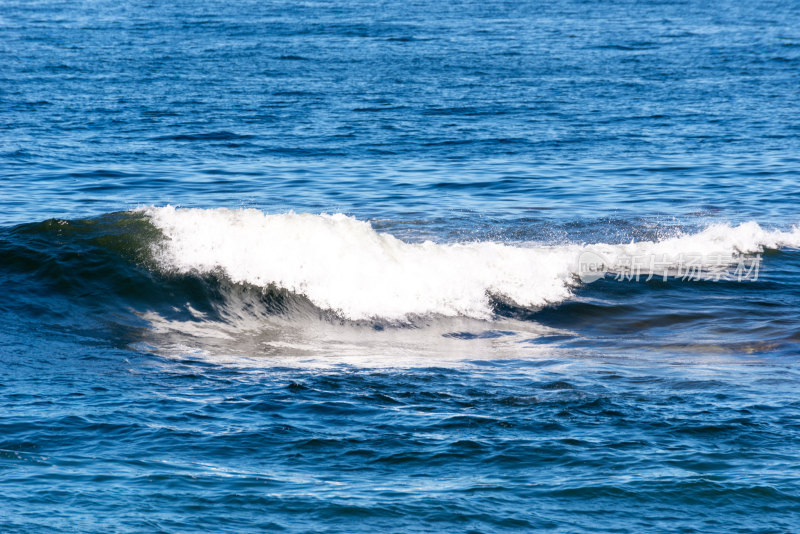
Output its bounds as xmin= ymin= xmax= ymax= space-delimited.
xmin=141 ymin=206 xmax=800 ymax=321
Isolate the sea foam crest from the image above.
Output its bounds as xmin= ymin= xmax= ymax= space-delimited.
xmin=142 ymin=207 xmax=800 ymax=320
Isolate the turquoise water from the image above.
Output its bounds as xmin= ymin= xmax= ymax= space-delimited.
xmin=2 ymin=0 xmax=800 ymax=532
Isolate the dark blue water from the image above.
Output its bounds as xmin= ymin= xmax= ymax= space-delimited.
xmin=2 ymin=0 xmax=800 ymax=532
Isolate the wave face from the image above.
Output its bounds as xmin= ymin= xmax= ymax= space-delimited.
xmin=142 ymin=206 xmax=800 ymax=321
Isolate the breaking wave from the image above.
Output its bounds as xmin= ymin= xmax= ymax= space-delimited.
xmin=142 ymin=206 xmax=800 ymax=321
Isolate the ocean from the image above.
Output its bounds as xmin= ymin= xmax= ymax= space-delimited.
xmin=2 ymin=0 xmax=800 ymax=532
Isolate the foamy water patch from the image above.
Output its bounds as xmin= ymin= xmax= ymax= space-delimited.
xmin=141 ymin=207 xmax=800 ymax=321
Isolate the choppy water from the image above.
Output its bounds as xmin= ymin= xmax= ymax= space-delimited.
xmin=2 ymin=0 xmax=800 ymax=532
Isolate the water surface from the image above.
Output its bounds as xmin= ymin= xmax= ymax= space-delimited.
xmin=2 ymin=0 xmax=800 ymax=532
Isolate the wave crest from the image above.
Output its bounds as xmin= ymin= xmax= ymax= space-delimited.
xmin=142 ymin=207 xmax=800 ymax=321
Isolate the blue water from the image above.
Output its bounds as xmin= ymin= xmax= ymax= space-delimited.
xmin=2 ymin=0 xmax=800 ymax=532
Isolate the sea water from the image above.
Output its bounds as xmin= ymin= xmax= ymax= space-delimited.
xmin=2 ymin=0 xmax=800 ymax=532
